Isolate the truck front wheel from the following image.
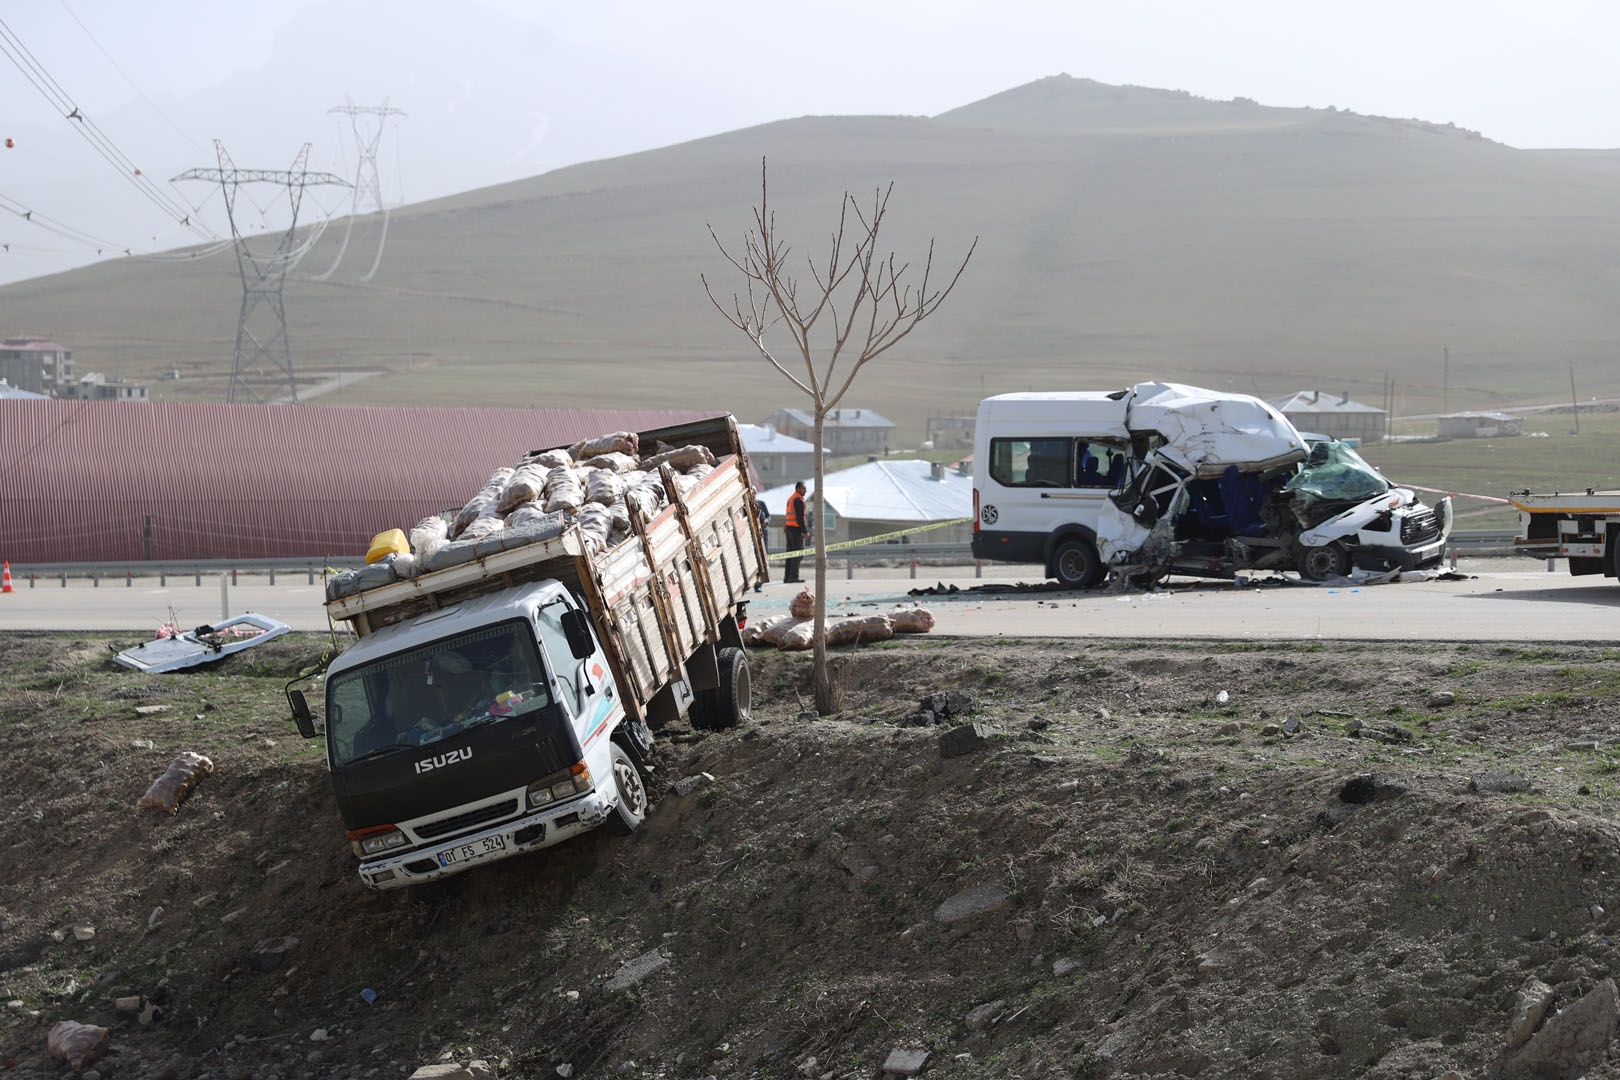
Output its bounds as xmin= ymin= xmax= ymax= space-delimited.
xmin=606 ymin=743 xmax=649 ymax=835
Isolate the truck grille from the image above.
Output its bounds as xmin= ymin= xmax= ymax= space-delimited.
xmin=1401 ymin=508 xmax=1441 ymax=546
xmin=415 ymin=799 xmax=519 ymax=840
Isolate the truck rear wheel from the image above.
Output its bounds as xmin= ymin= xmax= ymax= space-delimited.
xmin=713 ymin=647 xmax=751 ymax=729
xmin=606 ymin=742 xmax=649 ymax=835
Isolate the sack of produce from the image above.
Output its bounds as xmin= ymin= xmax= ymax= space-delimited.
xmin=138 ymin=751 xmax=214 ymax=814
xmin=496 ymin=511 xmax=569 ymax=549
xmin=569 ymin=431 xmax=639 ymax=459
xmin=778 ymin=620 xmax=815 ymax=651
xmin=585 ymin=468 xmax=625 ymax=505
xmin=542 ymin=466 xmax=585 ymax=514
xmin=409 ymin=515 xmax=450 ymax=563
xmin=497 ymin=462 xmax=551 ymax=512
xmin=453 ymin=467 xmax=514 ymax=538
xmin=640 ymin=444 xmax=717 ymax=472
xmin=526 ymin=448 xmax=572 ymax=470
xmin=459 ymin=513 xmax=505 ymax=541
xmin=581 ymin=451 xmax=638 ymax=473
xmin=889 ymin=606 xmax=936 ymax=633
xmin=624 ymin=484 xmax=663 ymax=519
xmin=753 ymin=615 xmax=802 ymax=648
xmin=789 ymin=588 xmax=815 ymax=619
xmin=575 ymin=503 xmax=614 ymax=552
xmin=48 ymin=1021 xmax=110 ymax=1070
xmin=825 ymin=614 xmax=893 ymax=647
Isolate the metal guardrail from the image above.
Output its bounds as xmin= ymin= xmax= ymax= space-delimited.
xmin=5 ymin=531 xmax=1523 ymax=586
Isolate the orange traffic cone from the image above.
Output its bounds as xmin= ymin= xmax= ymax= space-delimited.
xmin=1 ymin=562 xmax=11 ymax=593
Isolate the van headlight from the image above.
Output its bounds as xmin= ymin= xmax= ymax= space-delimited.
xmin=528 ymin=762 xmax=593 ymax=808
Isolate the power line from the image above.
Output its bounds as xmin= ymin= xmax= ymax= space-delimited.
xmin=0 ymin=15 xmax=217 ymax=240
xmin=54 ymin=0 xmax=208 ymax=155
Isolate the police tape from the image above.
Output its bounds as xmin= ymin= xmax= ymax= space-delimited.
xmin=766 ymin=517 xmax=973 ymax=561
xmin=1400 ymin=484 xmax=1511 ymax=506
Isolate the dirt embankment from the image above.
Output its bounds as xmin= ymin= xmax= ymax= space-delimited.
xmin=5 ymin=633 xmax=1620 ymax=1079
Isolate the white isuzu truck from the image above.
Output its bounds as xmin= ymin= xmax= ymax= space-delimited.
xmin=970 ymin=382 xmax=1452 ymax=586
xmin=288 ymin=416 xmax=766 ymax=889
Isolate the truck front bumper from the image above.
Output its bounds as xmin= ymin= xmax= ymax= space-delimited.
xmin=357 ymin=786 xmax=617 ymax=890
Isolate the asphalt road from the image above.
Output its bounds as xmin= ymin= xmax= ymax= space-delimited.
xmin=3 ymin=559 xmax=1616 ymax=642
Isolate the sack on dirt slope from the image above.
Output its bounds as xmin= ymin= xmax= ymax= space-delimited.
xmin=48 ymin=1020 xmax=109 ymax=1070
xmin=790 ymin=589 xmax=815 ymax=619
xmin=825 ymin=614 xmax=893 ymax=647
xmin=889 ymin=606 xmax=936 ymax=633
xmin=138 ymin=751 xmax=214 ymax=814
xmin=778 ymin=620 xmax=815 ymax=651
xmin=752 ymin=615 xmax=802 ymax=648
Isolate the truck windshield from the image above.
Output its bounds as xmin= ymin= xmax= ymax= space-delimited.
xmin=326 ymin=619 xmax=553 ymax=768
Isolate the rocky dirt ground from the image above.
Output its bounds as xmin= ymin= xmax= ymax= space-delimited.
xmin=6 ymin=630 xmax=1620 ymax=1080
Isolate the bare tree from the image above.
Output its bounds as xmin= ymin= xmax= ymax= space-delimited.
xmin=703 ymin=158 xmax=976 ymax=713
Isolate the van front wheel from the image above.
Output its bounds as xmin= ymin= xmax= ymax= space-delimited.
xmin=1296 ymin=541 xmax=1351 ymax=582
xmin=1052 ymin=538 xmax=1103 ymax=588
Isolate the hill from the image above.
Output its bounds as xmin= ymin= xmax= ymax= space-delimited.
xmin=7 ymin=75 xmax=1620 ymax=441
xmin=5 ymin=631 xmax=1620 ymax=1078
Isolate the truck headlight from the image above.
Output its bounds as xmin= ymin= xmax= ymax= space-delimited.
xmin=528 ymin=763 xmax=593 ymax=808
xmin=348 ymin=825 xmax=407 ymax=858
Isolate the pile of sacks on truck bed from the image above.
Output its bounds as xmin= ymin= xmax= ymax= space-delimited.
xmin=328 ymin=431 xmax=721 ymax=601
xmin=743 ymin=589 xmax=936 ymax=650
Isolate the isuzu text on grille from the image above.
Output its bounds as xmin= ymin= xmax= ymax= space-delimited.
xmin=415 ymin=747 xmax=472 ymax=774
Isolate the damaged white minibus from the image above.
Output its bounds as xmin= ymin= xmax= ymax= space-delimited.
xmin=970 ymin=382 xmax=1452 ymax=587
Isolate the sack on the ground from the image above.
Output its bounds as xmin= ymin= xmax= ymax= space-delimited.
xmin=790 ymin=588 xmax=815 ymax=620
xmin=825 ymin=614 xmax=893 ymax=647
xmin=48 ymin=1021 xmax=109 ymax=1070
xmin=778 ymin=620 xmax=815 ymax=651
xmin=453 ymin=468 xmax=514 ymax=538
xmin=138 ymin=752 xmax=214 ymax=814
xmin=755 ymin=615 xmax=802 ymax=647
xmin=889 ymin=606 xmax=937 ymax=633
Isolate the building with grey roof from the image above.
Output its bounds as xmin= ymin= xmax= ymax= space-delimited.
xmin=1268 ymin=390 xmax=1386 ymax=444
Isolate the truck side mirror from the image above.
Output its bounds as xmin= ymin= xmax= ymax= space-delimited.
xmin=561 ymin=608 xmax=596 ymax=660
xmin=287 ymin=688 xmax=321 ymax=739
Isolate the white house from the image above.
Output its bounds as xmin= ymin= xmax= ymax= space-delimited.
xmin=758 ymin=459 xmax=972 ymax=548
xmin=738 ymin=423 xmax=823 ymax=487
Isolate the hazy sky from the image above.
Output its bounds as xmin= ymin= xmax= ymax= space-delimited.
xmin=4 ymin=0 xmax=1620 ymax=285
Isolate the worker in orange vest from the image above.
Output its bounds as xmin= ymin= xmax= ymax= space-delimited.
xmin=783 ymin=481 xmax=807 ymax=583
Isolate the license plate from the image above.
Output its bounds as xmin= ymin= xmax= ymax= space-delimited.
xmin=436 ymin=834 xmax=507 ymax=867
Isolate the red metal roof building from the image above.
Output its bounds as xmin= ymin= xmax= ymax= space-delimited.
xmin=0 ymin=400 xmax=718 ymax=563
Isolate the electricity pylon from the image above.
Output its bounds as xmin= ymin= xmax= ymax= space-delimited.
xmin=174 ymin=141 xmax=349 ymax=403
xmin=308 ymin=98 xmax=407 ymax=283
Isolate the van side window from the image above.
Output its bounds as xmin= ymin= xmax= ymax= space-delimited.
xmin=989 ymin=437 xmax=1073 ymax=488
xmin=1074 ymin=441 xmax=1129 ymax=488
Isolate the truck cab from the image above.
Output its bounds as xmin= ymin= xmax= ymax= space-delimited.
xmin=312 ymin=581 xmax=650 ymax=890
